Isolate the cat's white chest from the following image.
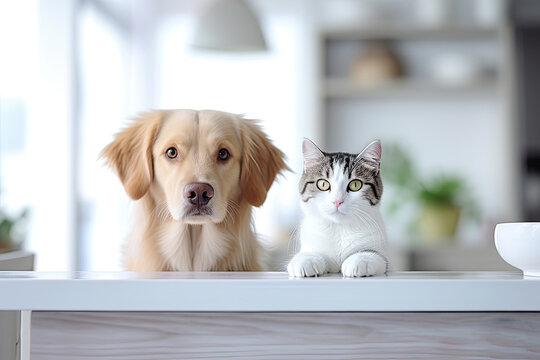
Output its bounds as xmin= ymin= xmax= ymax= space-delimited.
xmin=299 ymin=210 xmax=386 ymax=264
xmin=299 ymin=217 xmax=341 ymax=253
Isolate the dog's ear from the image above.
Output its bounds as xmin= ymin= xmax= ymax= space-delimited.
xmin=240 ymin=119 xmax=289 ymax=207
xmin=101 ymin=111 xmax=163 ymax=200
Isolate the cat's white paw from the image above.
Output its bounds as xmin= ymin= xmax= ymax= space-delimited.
xmin=287 ymin=252 xmax=327 ymax=277
xmin=341 ymin=252 xmax=387 ymax=277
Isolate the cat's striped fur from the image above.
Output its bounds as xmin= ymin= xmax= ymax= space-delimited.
xmin=299 ymin=150 xmax=383 ymax=206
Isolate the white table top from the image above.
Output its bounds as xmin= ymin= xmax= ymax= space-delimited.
xmin=0 ymin=271 xmax=538 ymax=312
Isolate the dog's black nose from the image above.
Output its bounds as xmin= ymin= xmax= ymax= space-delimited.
xmin=184 ymin=183 xmax=214 ymax=207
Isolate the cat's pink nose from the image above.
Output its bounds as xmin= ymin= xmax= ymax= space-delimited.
xmin=333 ymin=200 xmax=343 ymax=208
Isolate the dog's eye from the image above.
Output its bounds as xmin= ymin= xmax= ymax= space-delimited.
xmin=217 ymin=148 xmax=230 ymax=161
xmin=166 ymin=147 xmax=178 ymax=159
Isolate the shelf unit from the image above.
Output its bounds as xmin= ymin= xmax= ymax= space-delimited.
xmin=316 ymin=23 xmax=518 ymax=270
xmin=318 ymin=25 xmax=504 ymax=109
xmin=316 ymin=23 xmax=513 ymax=147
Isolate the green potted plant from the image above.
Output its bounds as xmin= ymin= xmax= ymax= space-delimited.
xmin=416 ymin=175 xmax=471 ymax=242
xmin=0 ymin=209 xmax=27 ymax=253
xmin=382 ymin=144 xmax=479 ymax=243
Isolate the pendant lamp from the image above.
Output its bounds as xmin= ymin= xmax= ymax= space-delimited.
xmin=191 ymin=0 xmax=267 ymax=52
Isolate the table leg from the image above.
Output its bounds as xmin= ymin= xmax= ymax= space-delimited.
xmin=19 ymin=310 xmax=31 ymax=360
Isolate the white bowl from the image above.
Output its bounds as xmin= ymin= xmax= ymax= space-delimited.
xmin=495 ymin=222 xmax=540 ymax=277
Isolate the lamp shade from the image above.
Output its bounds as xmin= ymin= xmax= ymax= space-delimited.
xmin=191 ymin=0 xmax=267 ymax=52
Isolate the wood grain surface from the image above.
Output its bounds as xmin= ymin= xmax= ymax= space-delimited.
xmin=32 ymin=312 xmax=540 ymax=360
xmin=0 ymin=311 xmax=20 ymax=360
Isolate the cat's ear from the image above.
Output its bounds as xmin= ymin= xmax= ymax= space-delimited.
xmin=302 ymin=138 xmax=324 ymax=171
xmin=357 ymin=140 xmax=382 ymax=172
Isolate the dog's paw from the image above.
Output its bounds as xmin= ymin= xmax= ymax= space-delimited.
xmin=287 ymin=252 xmax=327 ymax=277
xmin=341 ymin=252 xmax=387 ymax=277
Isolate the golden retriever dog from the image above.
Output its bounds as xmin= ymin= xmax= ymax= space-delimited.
xmin=101 ymin=109 xmax=287 ymax=271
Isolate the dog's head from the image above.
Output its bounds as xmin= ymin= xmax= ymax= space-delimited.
xmin=101 ymin=109 xmax=287 ymax=224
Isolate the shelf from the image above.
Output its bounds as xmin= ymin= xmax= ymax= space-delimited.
xmin=321 ymin=26 xmax=500 ymax=41
xmin=324 ymin=77 xmax=497 ymax=98
xmin=0 ymin=250 xmax=34 ymax=271
xmin=402 ymin=244 xmax=517 ymax=272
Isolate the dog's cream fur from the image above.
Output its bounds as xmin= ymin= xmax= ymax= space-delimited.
xmin=102 ymin=109 xmax=287 ymax=271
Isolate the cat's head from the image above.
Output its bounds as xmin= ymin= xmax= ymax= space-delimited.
xmin=299 ymin=138 xmax=383 ymax=223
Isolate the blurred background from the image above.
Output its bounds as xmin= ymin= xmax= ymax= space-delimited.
xmin=0 ymin=0 xmax=538 ymax=271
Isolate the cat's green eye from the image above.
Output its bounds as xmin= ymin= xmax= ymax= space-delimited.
xmin=316 ymin=179 xmax=330 ymax=191
xmin=348 ymin=179 xmax=363 ymax=192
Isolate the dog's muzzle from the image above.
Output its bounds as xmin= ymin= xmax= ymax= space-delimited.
xmin=183 ymin=182 xmax=214 ymax=216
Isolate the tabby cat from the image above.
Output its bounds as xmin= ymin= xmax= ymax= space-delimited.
xmin=287 ymin=138 xmax=389 ymax=277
